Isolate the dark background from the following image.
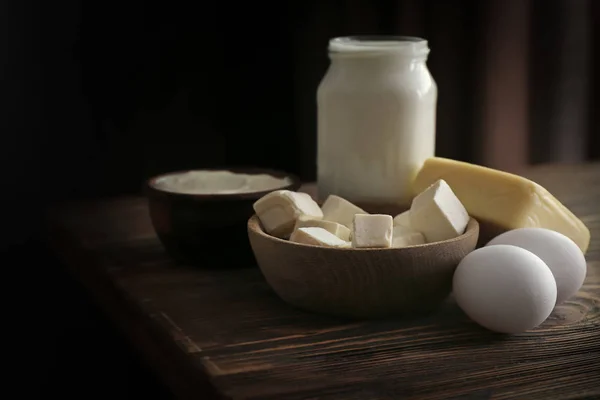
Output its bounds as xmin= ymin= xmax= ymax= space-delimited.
xmin=4 ymin=0 xmax=599 ymax=397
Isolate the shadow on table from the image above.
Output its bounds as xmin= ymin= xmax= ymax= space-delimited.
xmin=7 ymin=241 xmax=174 ymax=399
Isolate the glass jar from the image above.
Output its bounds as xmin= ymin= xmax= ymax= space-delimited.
xmin=317 ymin=36 xmax=437 ymax=207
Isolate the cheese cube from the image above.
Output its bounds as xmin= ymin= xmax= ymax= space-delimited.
xmin=321 ymin=195 xmax=367 ymax=229
xmin=289 ymin=227 xmax=350 ymax=248
xmin=410 ymin=179 xmax=469 ymax=243
xmin=293 ymin=215 xmax=351 ymax=241
xmin=352 ymin=214 xmax=393 ymax=248
xmin=392 ymin=226 xmax=426 ymax=247
xmin=412 ymin=157 xmax=591 ymax=253
xmin=253 ymin=190 xmax=323 ymax=238
xmin=392 ymin=210 xmax=412 ymax=228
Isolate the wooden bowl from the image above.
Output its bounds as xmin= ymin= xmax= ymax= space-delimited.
xmin=146 ymin=167 xmax=301 ymax=267
xmin=248 ymin=214 xmax=479 ymax=318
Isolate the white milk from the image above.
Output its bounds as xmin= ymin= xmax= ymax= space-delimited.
xmin=317 ymin=36 xmax=437 ymax=206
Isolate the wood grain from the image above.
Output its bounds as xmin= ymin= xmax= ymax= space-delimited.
xmin=47 ymin=163 xmax=600 ymax=400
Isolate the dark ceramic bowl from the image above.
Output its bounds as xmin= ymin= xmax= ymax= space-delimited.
xmin=146 ymin=167 xmax=301 ymax=267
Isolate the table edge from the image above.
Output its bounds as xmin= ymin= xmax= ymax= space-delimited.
xmin=47 ymin=221 xmax=227 ymax=400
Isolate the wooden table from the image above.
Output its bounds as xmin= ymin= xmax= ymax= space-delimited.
xmin=47 ymin=163 xmax=600 ymax=400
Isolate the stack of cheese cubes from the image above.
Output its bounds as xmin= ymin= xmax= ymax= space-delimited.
xmin=252 ymin=179 xmax=471 ymax=248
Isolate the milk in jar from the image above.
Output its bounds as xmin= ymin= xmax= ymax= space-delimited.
xmin=317 ymin=36 xmax=437 ymax=206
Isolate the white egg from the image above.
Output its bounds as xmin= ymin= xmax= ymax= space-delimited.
xmin=453 ymin=245 xmax=557 ymax=333
xmin=486 ymin=228 xmax=587 ymax=304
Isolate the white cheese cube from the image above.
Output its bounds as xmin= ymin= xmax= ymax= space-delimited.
xmin=253 ymin=190 xmax=323 ymax=238
xmin=352 ymin=214 xmax=393 ymax=248
xmin=409 ymin=179 xmax=469 ymax=242
xmin=392 ymin=226 xmax=426 ymax=247
xmin=392 ymin=210 xmax=412 ymax=228
xmin=289 ymin=227 xmax=350 ymax=248
xmin=293 ymin=215 xmax=351 ymax=241
xmin=321 ymin=195 xmax=367 ymax=229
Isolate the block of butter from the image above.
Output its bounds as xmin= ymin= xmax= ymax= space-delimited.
xmin=290 ymin=227 xmax=350 ymax=248
xmin=413 ymin=157 xmax=591 ymax=253
xmin=253 ymin=190 xmax=323 ymax=238
xmin=392 ymin=226 xmax=425 ymax=248
xmin=293 ymin=215 xmax=351 ymax=241
xmin=392 ymin=210 xmax=411 ymax=228
xmin=352 ymin=214 xmax=393 ymax=248
xmin=321 ymin=195 xmax=367 ymax=229
xmin=410 ymin=179 xmax=470 ymax=243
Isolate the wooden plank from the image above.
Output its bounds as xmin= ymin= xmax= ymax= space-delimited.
xmin=48 ymin=220 xmax=222 ymax=400
xmin=47 ymin=163 xmax=600 ymax=400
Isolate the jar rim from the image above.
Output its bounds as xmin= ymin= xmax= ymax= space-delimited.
xmin=328 ymin=35 xmax=429 ymax=57
xmin=331 ymin=35 xmax=426 ymax=43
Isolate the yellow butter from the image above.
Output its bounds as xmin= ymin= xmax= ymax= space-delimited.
xmin=412 ymin=157 xmax=591 ymax=253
